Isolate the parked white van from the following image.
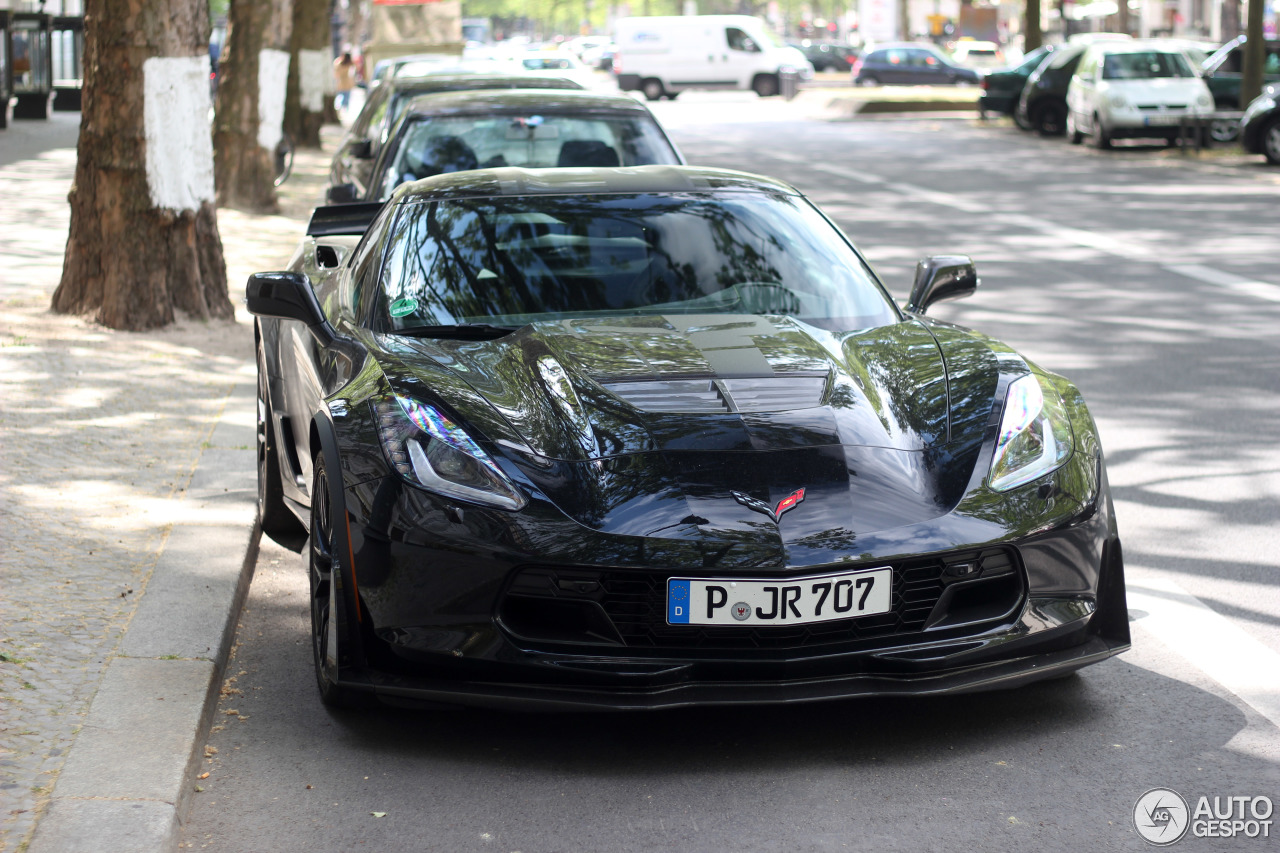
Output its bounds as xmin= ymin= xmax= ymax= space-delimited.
xmin=614 ymin=15 xmax=813 ymax=100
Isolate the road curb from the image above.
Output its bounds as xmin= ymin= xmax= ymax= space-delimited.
xmin=27 ymin=380 xmax=262 ymax=853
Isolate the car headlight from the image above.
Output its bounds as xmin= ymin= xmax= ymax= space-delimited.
xmin=373 ymin=395 xmax=526 ymax=510
xmin=1197 ymin=93 xmax=1212 ymax=107
xmin=988 ymin=374 xmax=1074 ymax=492
xmin=1109 ymin=94 xmax=1127 ymax=108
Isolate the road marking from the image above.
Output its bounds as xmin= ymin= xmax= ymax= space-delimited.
xmin=1127 ymin=575 xmax=1280 ymax=731
xmin=1164 ymin=264 xmax=1280 ymax=303
xmin=763 ymin=150 xmax=1280 ymax=303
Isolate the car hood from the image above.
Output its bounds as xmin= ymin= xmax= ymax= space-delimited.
xmin=375 ymin=314 xmax=1005 ymax=543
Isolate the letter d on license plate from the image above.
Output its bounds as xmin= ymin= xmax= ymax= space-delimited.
xmin=667 ymin=568 xmax=892 ymax=626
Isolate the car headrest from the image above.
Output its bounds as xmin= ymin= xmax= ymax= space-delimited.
xmin=557 ymin=139 xmax=620 ymax=168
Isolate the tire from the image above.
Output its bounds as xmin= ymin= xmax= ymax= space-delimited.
xmin=1067 ymin=112 xmax=1084 ymax=145
xmin=665 ymin=91 xmax=679 ymax=100
xmin=256 ymin=340 xmax=304 ymax=541
xmin=308 ymin=454 xmax=370 ymax=709
xmin=752 ymin=74 xmax=780 ymax=98
xmin=1264 ymin=116 xmax=1280 ymax=165
xmin=1208 ymin=117 xmax=1240 ymax=144
xmin=855 ymin=75 xmax=879 ymax=87
xmin=1013 ymin=106 xmax=1033 ymax=132
xmin=1036 ymin=102 xmax=1067 ymax=136
xmin=1091 ymin=114 xmax=1111 ymax=150
xmin=641 ymin=78 xmax=665 ymax=101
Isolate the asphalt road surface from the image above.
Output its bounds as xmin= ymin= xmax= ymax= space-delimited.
xmin=182 ymin=93 xmax=1280 ymax=853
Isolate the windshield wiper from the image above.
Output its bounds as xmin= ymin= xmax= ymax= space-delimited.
xmin=391 ymin=323 xmax=520 ymax=341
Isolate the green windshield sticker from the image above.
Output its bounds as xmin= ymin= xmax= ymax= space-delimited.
xmin=389 ymin=298 xmax=418 ymax=318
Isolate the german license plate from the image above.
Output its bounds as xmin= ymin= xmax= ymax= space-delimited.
xmin=1144 ymin=114 xmax=1180 ymax=126
xmin=666 ymin=568 xmax=892 ymax=626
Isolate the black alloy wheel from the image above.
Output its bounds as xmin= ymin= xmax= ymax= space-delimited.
xmin=308 ymin=456 xmax=366 ymax=708
xmin=256 ymin=342 xmax=303 ymax=539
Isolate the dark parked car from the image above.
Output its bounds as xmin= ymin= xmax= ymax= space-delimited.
xmin=248 ymin=165 xmax=1130 ymax=710
xmin=1241 ymin=82 xmax=1280 ymax=164
xmin=330 ymin=73 xmax=585 ymax=200
xmin=978 ymin=44 xmax=1054 ymax=119
xmin=790 ymin=40 xmax=858 ymax=72
xmin=1015 ymin=43 xmax=1088 ymax=135
xmin=327 ymin=88 xmax=684 ymax=203
xmin=1199 ymin=35 xmax=1280 ymax=141
xmin=852 ymin=42 xmax=982 ymax=86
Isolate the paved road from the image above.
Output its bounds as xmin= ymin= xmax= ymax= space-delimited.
xmin=182 ymin=95 xmax=1280 ymax=853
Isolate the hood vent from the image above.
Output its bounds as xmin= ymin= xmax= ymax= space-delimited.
xmin=604 ymin=375 xmax=828 ymax=414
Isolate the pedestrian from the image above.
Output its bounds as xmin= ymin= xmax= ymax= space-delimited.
xmin=333 ymin=51 xmax=356 ymax=111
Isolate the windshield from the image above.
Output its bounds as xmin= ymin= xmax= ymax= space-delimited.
xmin=374 ymin=192 xmax=899 ymax=332
xmin=380 ymin=114 xmax=680 ymax=199
xmin=1102 ymin=51 xmax=1193 ymax=79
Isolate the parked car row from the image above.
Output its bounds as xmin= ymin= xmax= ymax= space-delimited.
xmin=242 ymin=25 xmax=1133 ymax=711
xmin=981 ymin=34 xmax=1280 ymax=162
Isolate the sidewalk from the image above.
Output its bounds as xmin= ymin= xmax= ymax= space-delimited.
xmin=0 ymin=120 xmax=332 ymax=852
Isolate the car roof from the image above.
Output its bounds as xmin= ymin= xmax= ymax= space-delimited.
xmin=398 ymin=88 xmax=655 ymax=118
xmin=1086 ymin=39 xmax=1198 ymax=55
xmin=389 ymin=165 xmax=801 ymax=203
xmin=386 ymin=73 xmax=584 ymax=95
xmin=867 ymin=42 xmax=940 ymax=51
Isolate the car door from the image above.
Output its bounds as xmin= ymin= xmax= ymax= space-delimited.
xmin=907 ymin=48 xmax=946 ymax=84
xmin=1067 ymin=49 xmax=1100 ymax=131
xmin=721 ymin=26 xmax=761 ymax=88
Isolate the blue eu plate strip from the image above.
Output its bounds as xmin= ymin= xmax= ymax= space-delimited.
xmin=667 ymin=579 xmax=691 ymax=624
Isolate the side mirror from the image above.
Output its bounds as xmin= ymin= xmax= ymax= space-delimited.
xmin=905 ymin=256 xmax=979 ymax=314
xmin=326 ymin=182 xmax=360 ymax=204
xmin=245 ymin=271 xmax=336 ymax=346
xmin=349 ymin=139 xmax=373 ymax=159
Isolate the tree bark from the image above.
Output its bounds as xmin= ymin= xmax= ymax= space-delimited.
xmin=284 ymin=0 xmax=332 ymax=149
xmin=1024 ymin=0 xmax=1042 ymax=51
xmin=214 ymin=0 xmax=293 ymax=212
xmin=51 ymin=0 xmax=231 ymax=331
xmin=1239 ymin=0 xmax=1265 ymax=107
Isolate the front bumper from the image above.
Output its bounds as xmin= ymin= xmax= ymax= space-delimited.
xmin=333 ymin=453 xmax=1129 ymax=710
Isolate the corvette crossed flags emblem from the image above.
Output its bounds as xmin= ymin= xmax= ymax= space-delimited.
xmin=731 ymin=488 xmax=806 ymax=523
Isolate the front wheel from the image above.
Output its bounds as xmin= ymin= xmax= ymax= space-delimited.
xmin=641 ymin=78 xmax=665 ymax=101
xmin=309 ymin=455 xmax=369 ymax=709
xmin=1092 ymin=114 xmax=1112 ymax=150
xmin=1263 ymin=116 xmax=1280 ymax=165
xmin=1037 ymin=102 xmax=1067 ymax=136
xmin=1209 ymin=117 xmax=1240 ymax=144
xmin=752 ymin=74 xmax=780 ymax=98
xmin=855 ymin=75 xmax=879 ymax=87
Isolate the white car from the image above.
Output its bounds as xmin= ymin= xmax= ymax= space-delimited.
xmin=1066 ymin=41 xmax=1213 ymax=148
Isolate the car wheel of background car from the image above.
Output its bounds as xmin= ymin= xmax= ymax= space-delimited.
xmin=256 ymin=341 xmax=304 ymax=542
xmin=1263 ymin=116 xmax=1280 ymax=165
xmin=1209 ymin=117 xmax=1240 ymax=143
xmin=1067 ymin=112 xmax=1084 ymax=144
xmin=1037 ymin=102 xmax=1067 ymax=136
xmin=308 ymin=454 xmax=368 ymax=709
xmin=856 ymin=75 xmax=879 ymax=87
xmin=641 ymin=78 xmax=665 ymax=101
xmin=1092 ymin=114 xmax=1112 ymax=150
xmin=752 ymin=74 xmax=780 ymax=97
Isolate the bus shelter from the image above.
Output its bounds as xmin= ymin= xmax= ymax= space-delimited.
xmin=7 ymin=12 xmax=54 ymax=120
xmin=52 ymin=15 xmax=82 ymax=111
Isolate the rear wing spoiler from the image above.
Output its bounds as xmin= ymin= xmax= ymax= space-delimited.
xmin=305 ymin=202 xmax=385 ymax=238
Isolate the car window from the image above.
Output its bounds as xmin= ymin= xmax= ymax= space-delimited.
xmin=374 ymin=192 xmax=899 ymax=333
xmin=1102 ymin=51 xmax=1192 ymax=79
xmin=726 ymin=28 xmax=759 ymax=52
xmin=1048 ymin=46 xmax=1085 ymax=70
xmin=881 ymin=49 xmax=903 ymax=65
xmin=379 ymin=113 xmax=681 ymax=200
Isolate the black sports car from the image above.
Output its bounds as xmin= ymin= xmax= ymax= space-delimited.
xmin=248 ymin=166 xmax=1129 ymax=711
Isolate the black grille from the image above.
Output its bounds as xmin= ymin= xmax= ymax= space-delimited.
xmin=502 ymin=548 xmax=1020 ymax=653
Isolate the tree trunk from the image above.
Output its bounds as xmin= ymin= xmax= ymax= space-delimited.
xmin=284 ymin=0 xmax=331 ymax=150
xmin=213 ymin=0 xmax=293 ymax=212
xmin=1024 ymin=0 xmax=1042 ymax=50
xmin=51 ymin=0 xmax=231 ymax=331
xmin=1239 ymin=0 xmax=1265 ymax=107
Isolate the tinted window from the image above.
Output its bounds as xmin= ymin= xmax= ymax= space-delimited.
xmin=375 ymin=193 xmax=897 ymax=332
xmin=726 ymin=28 xmax=758 ymax=52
